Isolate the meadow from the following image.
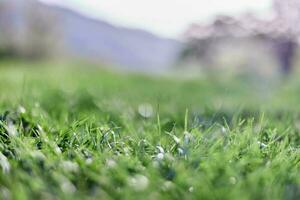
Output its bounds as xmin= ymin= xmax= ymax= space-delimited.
xmin=0 ymin=61 xmax=299 ymax=200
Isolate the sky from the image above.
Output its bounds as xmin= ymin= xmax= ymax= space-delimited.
xmin=40 ymin=0 xmax=274 ymax=38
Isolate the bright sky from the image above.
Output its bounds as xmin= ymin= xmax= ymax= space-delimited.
xmin=40 ymin=0 xmax=273 ymax=38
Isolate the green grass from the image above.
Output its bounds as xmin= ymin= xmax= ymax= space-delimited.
xmin=0 ymin=61 xmax=299 ymax=200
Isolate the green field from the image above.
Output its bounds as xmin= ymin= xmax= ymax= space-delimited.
xmin=0 ymin=61 xmax=299 ymax=200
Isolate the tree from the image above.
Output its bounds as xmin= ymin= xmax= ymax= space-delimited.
xmin=0 ymin=0 xmax=61 ymax=59
xmin=0 ymin=1 xmax=16 ymax=58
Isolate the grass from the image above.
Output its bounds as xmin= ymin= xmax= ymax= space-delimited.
xmin=0 ymin=61 xmax=299 ymax=200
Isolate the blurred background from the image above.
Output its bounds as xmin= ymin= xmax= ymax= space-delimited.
xmin=2 ymin=2 xmax=300 ymax=199
xmin=0 ymin=0 xmax=299 ymax=77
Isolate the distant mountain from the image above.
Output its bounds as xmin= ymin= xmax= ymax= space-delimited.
xmin=0 ymin=0 xmax=182 ymax=71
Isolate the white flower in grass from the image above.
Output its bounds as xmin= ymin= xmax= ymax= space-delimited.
xmin=138 ymin=103 xmax=154 ymax=118
xmin=0 ymin=153 xmax=10 ymax=174
xmin=128 ymin=175 xmax=149 ymax=191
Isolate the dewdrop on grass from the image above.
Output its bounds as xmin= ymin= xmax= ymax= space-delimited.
xmin=7 ymin=122 xmax=18 ymax=137
xmin=166 ymin=133 xmax=180 ymax=144
xmin=17 ymin=106 xmax=26 ymax=114
xmin=183 ymin=131 xmax=194 ymax=145
xmin=61 ymin=178 xmax=76 ymax=193
xmin=173 ymin=135 xmax=180 ymax=144
xmin=85 ymin=158 xmax=93 ymax=165
xmin=31 ymin=151 xmax=46 ymax=161
xmin=229 ymin=177 xmax=237 ymax=185
xmin=138 ymin=103 xmax=154 ymax=118
xmin=257 ymin=141 xmax=267 ymax=148
xmin=106 ymin=159 xmax=117 ymax=168
xmin=189 ymin=186 xmax=194 ymax=193
xmin=0 ymin=153 xmax=10 ymax=174
xmin=54 ymin=145 xmax=62 ymax=154
xmin=221 ymin=126 xmax=227 ymax=134
xmin=128 ymin=175 xmax=149 ymax=191
xmin=178 ymin=147 xmax=185 ymax=156
xmin=37 ymin=124 xmax=44 ymax=133
xmin=0 ymin=187 xmax=10 ymax=200
xmin=156 ymin=146 xmax=165 ymax=154
xmin=156 ymin=153 xmax=164 ymax=161
xmin=61 ymin=161 xmax=79 ymax=173
xmin=155 ymin=146 xmax=165 ymax=161
xmin=162 ymin=181 xmax=174 ymax=191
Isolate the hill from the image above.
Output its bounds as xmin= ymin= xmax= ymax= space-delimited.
xmin=0 ymin=0 xmax=182 ymax=71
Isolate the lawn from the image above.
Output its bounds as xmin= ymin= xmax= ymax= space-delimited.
xmin=0 ymin=61 xmax=299 ymax=200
